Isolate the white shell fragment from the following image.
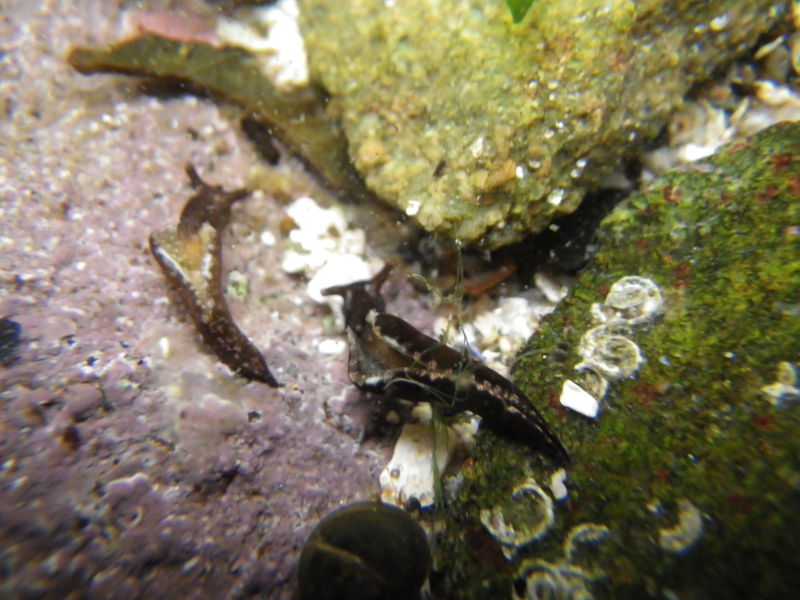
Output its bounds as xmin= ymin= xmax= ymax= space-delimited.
xmin=280 ymin=196 xmax=367 ymax=276
xmin=379 ymin=418 xmax=479 ymax=509
xmin=549 ymin=468 xmax=569 ymax=501
xmin=281 ymin=196 xmax=367 ymax=275
xmin=434 ymin=287 xmax=557 ymax=373
xmin=559 ymin=380 xmax=599 ymax=419
xmin=279 ymin=195 xmax=381 ymax=328
xmin=643 ymin=27 xmax=800 ymax=179
xmin=658 ymin=498 xmax=704 ymax=553
xmin=316 ymin=338 xmax=346 ymax=354
xmin=534 ymin=271 xmax=571 ymax=304
xmin=216 ymin=0 xmax=309 ymax=90
xmin=480 ymin=478 xmax=555 ymax=559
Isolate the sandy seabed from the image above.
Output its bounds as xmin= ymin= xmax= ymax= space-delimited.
xmin=0 ymin=2 xmax=402 ymax=597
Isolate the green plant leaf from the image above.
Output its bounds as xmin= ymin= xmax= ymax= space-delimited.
xmin=505 ymin=0 xmax=535 ymax=23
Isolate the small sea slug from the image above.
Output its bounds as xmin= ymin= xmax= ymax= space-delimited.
xmin=322 ymin=266 xmax=568 ymax=463
xmin=150 ymin=165 xmax=281 ymax=386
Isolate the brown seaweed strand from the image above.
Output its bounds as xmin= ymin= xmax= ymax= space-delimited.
xmin=149 ymin=165 xmax=281 ymax=387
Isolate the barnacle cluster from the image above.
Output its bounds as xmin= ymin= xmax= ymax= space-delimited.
xmin=479 ymin=478 xmax=611 ymax=598
xmin=560 ymin=276 xmax=664 ymax=418
xmin=515 ymin=523 xmax=611 ymax=600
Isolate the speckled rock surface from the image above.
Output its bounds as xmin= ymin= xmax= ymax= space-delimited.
xmin=300 ymin=0 xmax=781 ymax=248
xmin=427 ymin=123 xmax=800 ymax=598
xmin=0 ymin=2 xmax=417 ymax=598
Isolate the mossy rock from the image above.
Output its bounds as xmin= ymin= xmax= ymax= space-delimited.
xmin=432 ymin=122 xmax=800 ymax=598
xmin=300 ymin=0 xmax=779 ymax=248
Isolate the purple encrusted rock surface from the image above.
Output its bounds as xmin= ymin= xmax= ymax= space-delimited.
xmin=0 ymin=2 xmax=399 ymax=598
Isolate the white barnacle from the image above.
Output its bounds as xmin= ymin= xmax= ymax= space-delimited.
xmin=579 ymin=321 xmax=633 ymax=348
xmin=602 ymin=276 xmax=664 ymax=326
xmin=564 ymin=523 xmax=611 ymax=562
xmin=658 ymin=498 xmax=704 ymax=553
xmin=577 ymin=326 xmax=643 ymax=380
xmin=564 ymin=523 xmax=611 ymax=578
xmin=574 ymin=364 xmax=609 ymax=402
xmin=480 ymin=477 xmax=555 ymax=559
xmin=761 ymin=361 xmax=800 ymax=405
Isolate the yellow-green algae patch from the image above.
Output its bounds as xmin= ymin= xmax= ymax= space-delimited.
xmin=428 ymin=122 xmax=800 ymax=598
xmin=300 ymin=0 xmax=779 ymax=248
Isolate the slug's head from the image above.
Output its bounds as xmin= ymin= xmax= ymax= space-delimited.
xmin=321 ymin=264 xmax=392 ymax=333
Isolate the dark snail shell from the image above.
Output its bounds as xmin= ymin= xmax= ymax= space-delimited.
xmin=294 ymin=502 xmax=431 ymax=600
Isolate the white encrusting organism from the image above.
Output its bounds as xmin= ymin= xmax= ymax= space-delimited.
xmin=560 ymin=275 xmax=664 ymax=419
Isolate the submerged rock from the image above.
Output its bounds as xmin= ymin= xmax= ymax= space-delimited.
xmin=433 ymin=122 xmax=798 ymax=598
xmin=300 ymin=0 xmax=780 ymax=248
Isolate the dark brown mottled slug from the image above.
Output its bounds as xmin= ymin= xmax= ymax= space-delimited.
xmin=322 ymin=265 xmax=569 ymax=464
xmin=149 ymin=165 xmax=281 ymax=387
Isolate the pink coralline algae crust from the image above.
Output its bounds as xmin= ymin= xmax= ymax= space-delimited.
xmin=0 ymin=1 xmax=394 ymax=598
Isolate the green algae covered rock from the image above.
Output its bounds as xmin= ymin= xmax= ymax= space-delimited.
xmin=300 ymin=0 xmax=779 ymax=248
xmin=431 ymin=122 xmax=800 ymax=598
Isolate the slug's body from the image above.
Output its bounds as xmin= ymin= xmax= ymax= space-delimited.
xmin=149 ymin=165 xmax=281 ymax=387
xmin=322 ymin=266 xmax=569 ymax=464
